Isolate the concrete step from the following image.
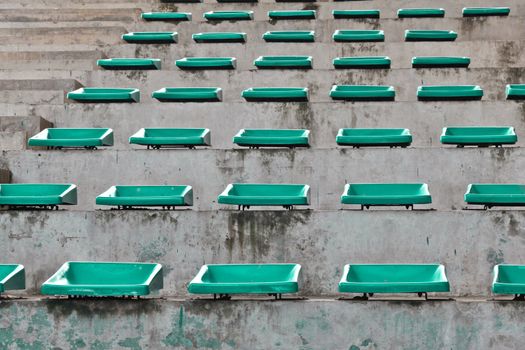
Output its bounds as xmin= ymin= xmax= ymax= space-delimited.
xmin=7 ymin=67 xmax=523 ymax=102
xmin=0 ymin=8 xmax=140 ymax=22
xmin=0 ymin=50 xmax=104 ymax=71
xmin=1 ymin=101 xmax=524 ymax=147
xmin=0 ymin=210 xmax=522 ymax=297
xmin=2 ymin=147 xmax=524 ymax=210
xmin=0 ymin=115 xmax=52 ymax=150
xmin=0 ymin=299 xmax=522 ymax=348
xmin=121 ymin=16 xmax=525 ymax=43
xmin=0 ymin=40 xmax=522 ymax=71
xmin=0 ymin=26 xmax=126 ymax=45
xmin=61 ymin=67 xmax=525 ymax=103
xmin=0 ymin=79 xmax=80 ymax=105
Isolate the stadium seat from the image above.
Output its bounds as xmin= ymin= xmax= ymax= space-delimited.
xmin=268 ymin=10 xmax=316 ymax=20
xmin=242 ymin=87 xmax=308 ymax=101
xmin=463 ymin=7 xmax=510 ymax=17
xmin=341 ymin=183 xmax=432 ymax=210
xmin=417 ymin=85 xmax=483 ymax=101
xmin=506 ymin=84 xmax=525 ymax=100
xmin=492 ymin=265 xmax=525 ymax=298
xmin=218 ymin=183 xmax=310 ymax=210
xmin=193 ymin=32 xmax=246 ymax=43
xmin=97 ymin=58 xmax=161 ymax=70
xmin=412 ymin=56 xmax=470 ymax=68
xmin=333 ymin=30 xmax=384 ymax=42
xmin=41 ymin=262 xmax=163 ymax=297
xmin=152 ymin=87 xmax=222 ymax=102
xmin=440 ymin=127 xmax=517 ymax=147
xmin=397 ymin=8 xmax=445 ymax=18
xmin=0 ymin=184 xmax=77 ymax=209
xmin=96 ymin=185 xmax=193 ymax=209
xmin=141 ymin=12 xmax=192 ymax=21
xmin=67 ymin=88 xmax=140 ymax=103
xmin=263 ymin=31 xmax=315 ymax=42
xmin=332 ymin=10 xmax=380 ymax=19
xmin=129 ymin=128 xmax=211 ymax=149
xmin=188 ymin=264 xmax=301 ymax=300
xmin=464 ymin=184 xmax=525 ymax=209
xmin=204 ymin=11 xmax=253 ymax=21
xmin=336 ymin=128 xmax=412 ymax=148
xmin=405 ymin=30 xmax=457 ymax=42
xmin=338 ymin=264 xmax=450 ymax=298
xmin=175 ymin=57 xmax=236 ymax=69
xmin=242 ymin=87 xmax=308 ymax=102
xmin=28 ymin=128 xmax=114 ymax=150
xmin=330 ymin=85 xmax=395 ymax=101
xmin=254 ymin=56 xmax=312 ymax=69
xmin=333 ymin=56 xmax=391 ymax=69
xmin=0 ymin=265 xmax=25 ymax=294
xmin=122 ymin=32 xmax=178 ymax=44
xmin=233 ymin=129 xmax=310 ymax=148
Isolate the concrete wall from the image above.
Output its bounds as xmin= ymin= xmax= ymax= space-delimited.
xmin=1 ymin=298 xmax=524 ymax=349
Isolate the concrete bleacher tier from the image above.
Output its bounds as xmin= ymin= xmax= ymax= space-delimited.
xmin=1 ymin=0 xmax=525 ymax=347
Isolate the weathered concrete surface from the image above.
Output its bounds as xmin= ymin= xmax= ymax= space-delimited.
xmin=0 ymin=167 xmax=11 ymax=182
xmin=1 ymin=147 xmax=523 ymax=210
xmin=0 ymin=298 xmax=524 ymax=349
xmin=0 ymin=210 xmax=523 ymax=296
xmin=0 ymin=116 xmax=52 ymax=150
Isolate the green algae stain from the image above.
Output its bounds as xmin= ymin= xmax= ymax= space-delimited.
xmin=162 ymin=306 xmax=232 ymax=349
xmin=118 ymin=337 xmax=142 ymax=350
xmin=90 ymin=340 xmax=112 ymax=350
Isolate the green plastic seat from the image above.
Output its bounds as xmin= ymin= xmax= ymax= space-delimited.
xmin=0 ymin=265 xmax=25 ymax=294
xmin=397 ymin=8 xmax=445 ymax=18
xmin=341 ymin=183 xmax=431 ymax=209
xmin=332 ymin=10 xmax=380 ymax=19
xmin=218 ymin=183 xmax=310 ymax=210
xmin=336 ymin=128 xmax=412 ymax=148
xmin=465 ymin=184 xmax=525 ymax=208
xmin=0 ymin=184 xmax=77 ymax=208
xmin=440 ymin=127 xmax=517 ymax=147
xmin=268 ymin=10 xmax=316 ymax=20
xmin=330 ymin=85 xmax=395 ymax=101
xmin=193 ymin=32 xmax=246 ymax=43
xmin=67 ymin=88 xmax=140 ymax=103
xmin=263 ymin=31 xmax=315 ymax=42
xmin=28 ymin=128 xmax=114 ymax=149
xmin=254 ymin=56 xmax=312 ymax=69
xmin=417 ymin=85 xmax=483 ymax=101
xmin=204 ymin=11 xmax=253 ymax=21
xmin=493 ymin=265 xmax=525 ymax=297
xmin=405 ymin=30 xmax=457 ymax=42
xmin=141 ymin=12 xmax=192 ymax=21
xmin=506 ymin=84 xmax=525 ymax=100
xmin=339 ymin=264 xmax=450 ymax=296
xmin=96 ymin=185 xmax=193 ymax=209
xmin=412 ymin=56 xmax=470 ymax=68
xmin=333 ymin=56 xmax=391 ymax=69
xmin=333 ymin=30 xmax=384 ymax=42
xmin=463 ymin=7 xmax=510 ymax=17
xmin=242 ymin=87 xmax=308 ymax=102
xmin=122 ymin=32 xmax=178 ymax=44
xmin=97 ymin=58 xmax=161 ymax=70
xmin=152 ymin=87 xmax=222 ymax=102
xmin=41 ymin=262 xmax=163 ymax=297
xmin=176 ymin=57 xmax=236 ymax=70
xmin=129 ymin=128 xmax=211 ymax=149
xmin=233 ymin=129 xmax=310 ymax=148
xmin=188 ymin=264 xmax=301 ymax=299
